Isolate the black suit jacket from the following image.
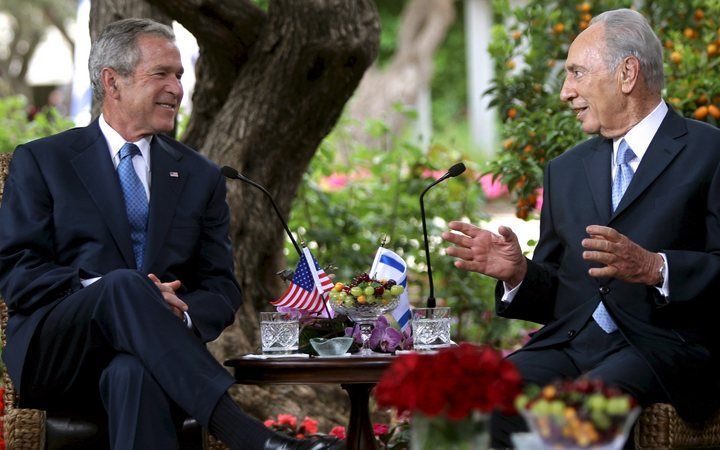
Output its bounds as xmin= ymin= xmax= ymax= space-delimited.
xmin=497 ymin=107 xmax=720 ymax=421
xmin=0 ymin=120 xmax=243 ymax=394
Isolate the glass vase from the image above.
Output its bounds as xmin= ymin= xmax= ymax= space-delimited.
xmin=410 ymin=412 xmax=490 ymax=450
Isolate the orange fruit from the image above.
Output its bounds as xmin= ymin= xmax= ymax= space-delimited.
xmin=507 ymin=107 xmax=518 ymax=119
xmin=523 ymin=144 xmax=534 ymax=154
xmin=694 ymin=106 xmax=709 ymax=120
xmin=708 ymin=43 xmax=718 ymax=56
xmin=684 ymin=27 xmax=696 ymax=39
xmin=664 ymin=39 xmax=674 ymax=49
xmin=579 ymin=2 xmax=591 ymax=13
xmin=698 ymin=93 xmax=709 ymax=105
xmin=694 ymin=9 xmax=704 ymax=21
xmin=669 ymin=97 xmax=682 ymax=107
xmin=670 ymin=51 xmax=682 ymax=64
xmin=708 ymin=104 xmax=720 ymax=120
xmin=502 ymin=138 xmax=514 ymax=150
xmin=553 ymin=23 xmax=565 ymax=34
xmin=579 ymin=20 xmax=589 ymax=30
xmin=581 ymin=13 xmax=592 ymax=22
xmin=512 ymin=30 xmax=522 ymax=40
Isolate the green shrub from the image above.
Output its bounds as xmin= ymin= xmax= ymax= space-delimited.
xmin=0 ymin=96 xmax=74 ymax=153
xmin=287 ymin=119 xmax=533 ymax=349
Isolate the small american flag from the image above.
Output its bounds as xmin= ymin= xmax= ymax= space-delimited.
xmin=271 ymin=247 xmax=333 ymax=312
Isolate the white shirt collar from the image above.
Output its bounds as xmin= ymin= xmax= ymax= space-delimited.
xmin=613 ymin=100 xmax=668 ymax=164
xmin=98 ymin=114 xmax=152 ymax=168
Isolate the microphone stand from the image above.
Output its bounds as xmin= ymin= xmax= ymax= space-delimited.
xmin=420 ymin=163 xmax=466 ymax=308
xmin=221 ymin=166 xmax=331 ymax=317
xmin=221 ymin=166 xmax=302 ymax=257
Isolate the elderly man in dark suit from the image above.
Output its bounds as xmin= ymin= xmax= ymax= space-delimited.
xmin=0 ymin=18 xmax=340 ymax=450
xmin=443 ymin=8 xmax=720 ymax=447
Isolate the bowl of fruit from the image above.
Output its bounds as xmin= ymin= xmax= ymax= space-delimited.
xmin=328 ymin=273 xmax=404 ymax=354
xmin=328 ymin=272 xmax=404 ymax=320
xmin=515 ymin=379 xmax=640 ymax=449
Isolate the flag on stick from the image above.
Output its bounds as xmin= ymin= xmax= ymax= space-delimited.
xmin=370 ymin=247 xmax=411 ymax=331
xmin=272 ymin=247 xmax=333 ymax=313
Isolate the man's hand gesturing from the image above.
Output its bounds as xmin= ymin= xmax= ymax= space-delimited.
xmin=442 ymin=221 xmax=527 ymax=287
xmin=582 ymin=225 xmax=664 ymax=285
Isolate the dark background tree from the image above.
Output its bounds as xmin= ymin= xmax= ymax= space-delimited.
xmin=90 ymin=0 xmax=380 ymax=425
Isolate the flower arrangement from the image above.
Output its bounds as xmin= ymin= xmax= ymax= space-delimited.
xmin=264 ymin=414 xmax=320 ymax=439
xmin=345 ymin=315 xmax=412 ymax=353
xmin=375 ymin=343 xmax=522 ymax=419
xmin=264 ymin=414 xmax=405 ymax=449
xmin=516 ymin=379 xmax=639 ymax=448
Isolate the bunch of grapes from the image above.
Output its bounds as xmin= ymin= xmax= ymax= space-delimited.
xmin=516 ymin=379 xmax=637 ymax=448
xmin=328 ymin=272 xmax=405 ymax=308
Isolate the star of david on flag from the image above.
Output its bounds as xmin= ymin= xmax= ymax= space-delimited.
xmin=272 ymin=247 xmax=333 ymax=313
xmin=370 ymin=247 xmax=411 ymax=332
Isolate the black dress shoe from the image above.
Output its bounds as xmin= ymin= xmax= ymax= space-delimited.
xmin=263 ymin=434 xmax=344 ymax=450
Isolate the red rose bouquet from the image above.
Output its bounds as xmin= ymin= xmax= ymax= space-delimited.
xmin=374 ymin=343 xmax=522 ymax=419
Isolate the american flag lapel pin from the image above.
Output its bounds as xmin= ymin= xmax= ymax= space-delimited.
xmin=169 ymin=171 xmax=179 ymax=178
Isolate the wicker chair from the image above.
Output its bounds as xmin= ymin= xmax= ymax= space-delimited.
xmin=0 ymin=152 xmax=213 ymax=449
xmin=634 ymin=404 xmax=720 ymax=449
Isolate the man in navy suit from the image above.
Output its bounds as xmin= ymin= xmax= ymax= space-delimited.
xmin=0 ymin=19 xmax=340 ymax=450
xmin=443 ymin=8 xmax=720 ymax=447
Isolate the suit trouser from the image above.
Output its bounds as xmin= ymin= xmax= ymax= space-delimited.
xmin=490 ymin=319 xmax=669 ymax=449
xmin=19 ymin=269 xmax=235 ymax=449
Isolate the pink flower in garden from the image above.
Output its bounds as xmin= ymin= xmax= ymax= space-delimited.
xmin=373 ymin=423 xmax=389 ymax=436
xmin=329 ymin=426 xmax=346 ymax=440
xmin=319 ymin=173 xmax=349 ymax=192
xmin=301 ymin=417 xmax=319 ymax=435
xmin=479 ymin=174 xmax=509 ymax=200
xmin=422 ymin=168 xmax=447 ymax=179
xmin=277 ymin=414 xmax=297 ymax=428
xmin=263 ymin=419 xmax=276 ymax=428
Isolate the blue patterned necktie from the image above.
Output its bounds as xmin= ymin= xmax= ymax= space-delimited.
xmin=592 ymin=139 xmax=635 ymax=333
xmin=118 ymin=143 xmax=148 ymax=269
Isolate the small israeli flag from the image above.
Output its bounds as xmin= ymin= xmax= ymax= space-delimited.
xmin=370 ymin=247 xmax=411 ymax=331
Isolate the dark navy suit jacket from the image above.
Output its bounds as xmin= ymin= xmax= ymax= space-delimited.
xmin=0 ymin=120 xmax=243 ymax=394
xmin=496 ymin=107 xmax=720 ymax=421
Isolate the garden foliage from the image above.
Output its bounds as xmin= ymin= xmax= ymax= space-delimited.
xmin=0 ymin=96 xmax=74 ymax=153
xmin=287 ymin=118 xmax=532 ymax=349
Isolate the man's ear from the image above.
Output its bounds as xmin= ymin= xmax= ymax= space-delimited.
xmin=100 ymin=68 xmax=121 ymax=100
xmin=619 ymin=56 xmax=640 ymax=94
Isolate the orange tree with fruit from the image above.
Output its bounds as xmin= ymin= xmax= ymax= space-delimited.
xmin=486 ymin=0 xmax=720 ymax=219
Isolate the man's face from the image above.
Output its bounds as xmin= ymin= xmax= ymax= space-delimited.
xmin=113 ymin=35 xmax=184 ymax=138
xmin=560 ymin=24 xmax=628 ymax=138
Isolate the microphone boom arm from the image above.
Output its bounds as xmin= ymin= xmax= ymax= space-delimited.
xmin=221 ymin=167 xmax=303 ymax=257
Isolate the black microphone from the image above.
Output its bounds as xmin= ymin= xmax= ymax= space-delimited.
xmin=221 ymin=166 xmax=303 ymax=257
xmin=420 ymin=162 xmax=466 ymax=308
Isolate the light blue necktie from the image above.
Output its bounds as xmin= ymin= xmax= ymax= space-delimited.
xmin=592 ymin=139 xmax=635 ymax=333
xmin=118 ymin=143 xmax=148 ymax=270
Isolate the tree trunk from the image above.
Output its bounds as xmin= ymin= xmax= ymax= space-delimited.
xmin=90 ymin=0 xmax=380 ymax=428
xmin=344 ymin=0 xmax=455 ymax=153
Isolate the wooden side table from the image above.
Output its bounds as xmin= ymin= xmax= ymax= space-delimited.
xmin=224 ymin=356 xmax=394 ymax=450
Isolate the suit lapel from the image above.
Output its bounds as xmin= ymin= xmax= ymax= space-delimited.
xmin=144 ymin=137 xmax=185 ymax=272
xmin=71 ymin=121 xmax=137 ymax=268
xmin=610 ymin=108 xmax=687 ymax=220
xmin=583 ymin=139 xmax=613 ymax=223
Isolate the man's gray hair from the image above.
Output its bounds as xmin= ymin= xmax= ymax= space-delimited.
xmin=590 ymin=8 xmax=664 ymax=94
xmin=88 ymin=18 xmax=175 ymax=104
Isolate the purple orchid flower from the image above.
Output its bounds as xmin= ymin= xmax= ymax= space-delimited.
xmin=345 ymin=325 xmax=363 ymax=344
